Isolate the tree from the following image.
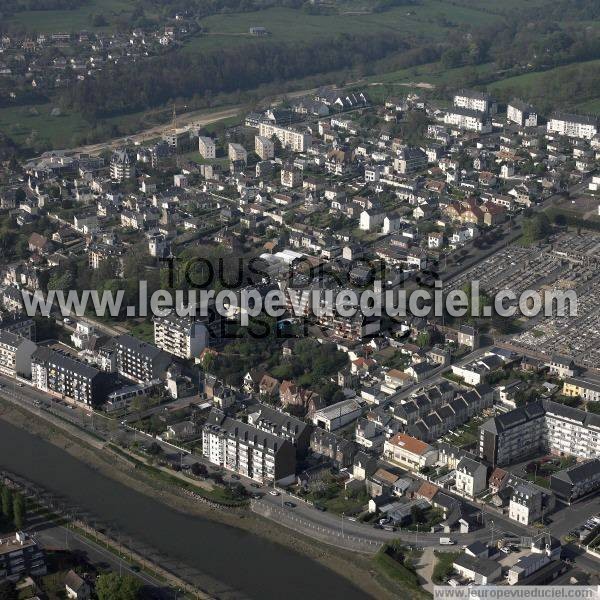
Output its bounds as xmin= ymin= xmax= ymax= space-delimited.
xmin=12 ymin=493 xmax=25 ymax=530
xmin=96 ymin=573 xmax=141 ymax=600
xmin=191 ymin=462 xmax=207 ymax=477
xmin=0 ymin=580 xmax=17 ymax=600
xmin=411 ymin=504 xmax=425 ymax=524
xmin=522 ymin=213 xmax=552 ymax=245
xmin=1 ymin=486 xmax=13 ymax=522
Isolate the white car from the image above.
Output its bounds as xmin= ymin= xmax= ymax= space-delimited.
xmin=269 ymin=490 xmax=280 ymax=496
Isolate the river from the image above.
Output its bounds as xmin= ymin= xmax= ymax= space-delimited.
xmin=0 ymin=419 xmax=370 ymax=600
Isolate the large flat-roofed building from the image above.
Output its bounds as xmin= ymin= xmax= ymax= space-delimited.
xmin=228 ymin=143 xmax=247 ymax=163
xmin=547 ymin=113 xmax=598 ymax=140
xmin=479 ymin=399 xmax=600 ymax=466
xmin=153 ymin=314 xmax=209 ymax=360
xmin=114 ymin=334 xmax=171 ymax=383
xmin=258 ymin=122 xmax=312 ymax=152
xmin=311 ymin=398 xmax=362 ymax=431
xmin=0 ymin=531 xmax=46 ymax=581
xmin=202 ymin=408 xmax=296 ymax=485
xmin=31 ymin=347 xmax=112 ymax=406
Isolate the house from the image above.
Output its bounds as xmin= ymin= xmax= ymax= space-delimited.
xmin=28 ymin=233 xmax=53 ymax=254
xmin=164 ymin=421 xmax=198 ymax=441
xmin=546 ymin=354 xmax=577 ymax=378
xmin=455 ymin=457 xmax=487 ymax=499
xmin=383 ymin=433 xmax=438 ymax=471
xmin=452 ymin=554 xmax=501 ymax=585
xmin=359 ymin=208 xmax=385 ymax=231
xmin=353 ymin=451 xmax=378 ymax=481
xmin=259 ymin=374 xmax=280 ymax=398
xmin=509 ymin=482 xmax=544 ymax=525
xmin=310 ymin=428 xmax=357 ymax=468
xmin=65 ymin=570 xmax=91 ymax=599
xmin=366 ymin=468 xmax=399 ymax=497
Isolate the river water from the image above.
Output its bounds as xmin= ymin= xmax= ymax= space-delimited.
xmin=0 ymin=419 xmax=370 ymax=600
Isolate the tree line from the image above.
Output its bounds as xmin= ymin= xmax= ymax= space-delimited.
xmin=60 ymin=33 xmax=410 ymax=120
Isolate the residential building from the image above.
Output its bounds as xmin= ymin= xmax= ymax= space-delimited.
xmin=0 ymin=531 xmax=46 ymax=581
xmin=255 ymin=135 xmax=275 ymax=160
xmin=452 ymin=554 xmax=501 ymax=585
xmin=480 ymin=399 xmax=600 ymax=465
xmin=65 ymin=569 xmax=91 ymax=599
xmin=228 ymin=143 xmax=247 ymax=163
xmin=507 ymin=99 xmax=538 ymax=127
xmin=202 ymin=408 xmax=296 ymax=484
xmin=258 ymin=122 xmax=312 ymax=152
xmin=198 ymin=136 xmax=216 ymax=159
xmin=444 ymin=107 xmax=492 ymax=133
xmin=509 ymin=482 xmax=543 ymax=525
xmin=0 ymin=330 xmax=37 ymax=377
xmin=310 ymin=428 xmax=357 ymax=468
xmin=550 ymin=459 xmax=600 ymax=504
xmin=453 ymin=90 xmax=497 ymax=114
xmin=383 ymin=433 xmax=438 ymax=471
xmin=114 ymin=334 xmax=171 ymax=383
xmin=247 ymin=404 xmax=312 ymax=457
xmin=562 ymin=376 xmax=600 ymax=402
xmin=110 ymin=149 xmax=134 ymax=181
xmin=281 ymin=165 xmax=302 ymax=188
xmin=455 ymin=456 xmax=487 ymax=498
xmin=31 ymin=347 xmax=112 ymax=406
xmin=153 ymin=314 xmax=209 ymax=360
xmin=547 ymin=113 xmax=598 ymax=140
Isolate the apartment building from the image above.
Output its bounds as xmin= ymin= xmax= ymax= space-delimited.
xmin=507 ymin=99 xmax=538 ymax=128
xmin=153 ymin=314 xmax=209 ymax=360
xmin=31 ymin=347 xmax=112 ymax=406
xmin=0 ymin=531 xmax=46 ymax=582
xmin=453 ymin=90 xmax=497 ymax=114
xmin=202 ymin=408 xmax=296 ymax=485
xmin=114 ymin=334 xmax=171 ymax=383
xmin=258 ymin=122 xmax=312 ymax=152
xmin=0 ymin=331 xmax=37 ymax=377
xmin=383 ymin=433 xmax=438 ymax=471
xmin=281 ymin=165 xmax=302 ymax=188
xmin=198 ymin=136 xmax=216 ymax=159
xmin=228 ymin=143 xmax=247 ymax=163
xmin=255 ymin=135 xmax=275 ymax=160
xmin=0 ymin=314 xmax=35 ymax=340
xmin=547 ymin=113 xmax=598 ymax=140
xmin=479 ymin=399 xmax=600 ymax=466
xmin=247 ymin=403 xmax=312 ymax=457
xmin=110 ymin=149 xmax=134 ymax=181
xmin=563 ymin=376 xmax=600 ymax=402
xmin=550 ymin=459 xmax=600 ymax=504
xmin=444 ymin=107 xmax=492 ymax=133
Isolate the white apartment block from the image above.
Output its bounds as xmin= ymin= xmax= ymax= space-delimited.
xmin=202 ymin=409 xmax=296 ymax=485
xmin=198 ymin=136 xmax=216 ymax=159
xmin=453 ymin=90 xmax=497 ymax=114
xmin=509 ymin=483 xmax=542 ymax=525
xmin=507 ymin=99 xmax=538 ymax=127
xmin=153 ymin=314 xmax=209 ymax=360
xmin=454 ymin=457 xmax=487 ymax=498
xmin=255 ymin=135 xmax=275 ymax=160
xmin=258 ymin=122 xmax=312 ymax=152
xmin=444 ymin=108 xmax=492 ymax=133
xmin=547 ymin=113 xmax=598 ymax=140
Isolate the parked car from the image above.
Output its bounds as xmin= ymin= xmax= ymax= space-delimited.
xmin=269 ymin=490 xmax=280 ymax=496
xmin=284 ymin=501 xmax=296 ymax=508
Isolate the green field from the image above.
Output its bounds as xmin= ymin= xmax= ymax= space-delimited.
xmin=5 ymin=0 xmax=138 ymax=33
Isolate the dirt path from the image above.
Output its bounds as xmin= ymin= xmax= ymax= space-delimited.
xmin=415 ymin=546 xmax=436 ymax=594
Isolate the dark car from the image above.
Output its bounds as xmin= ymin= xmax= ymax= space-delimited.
xmin=314 ymin=504 xmax=326 ymax=512
xmin=250 ymin=482 xmax=261 ymax=488
xmin=284 ymin=501 xmax=296 ymax=508
xmin=230 ymin=474 xmax=241 ymax=480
